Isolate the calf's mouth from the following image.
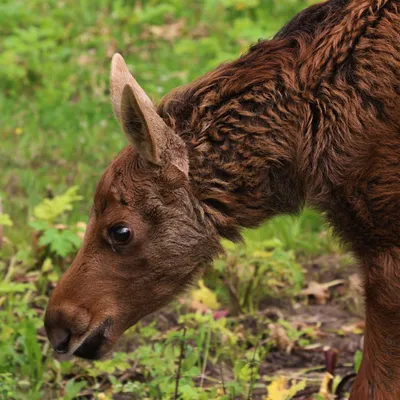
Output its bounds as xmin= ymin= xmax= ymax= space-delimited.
xmin=73 ymin=317 xmax=113 ymax=360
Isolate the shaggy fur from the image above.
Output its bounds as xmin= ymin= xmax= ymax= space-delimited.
xmin=46 ymin=1 xmax=400 ymax=398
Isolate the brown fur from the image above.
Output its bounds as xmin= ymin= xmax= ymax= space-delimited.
xmin=45 ymin=1 xmax=400 ymax=397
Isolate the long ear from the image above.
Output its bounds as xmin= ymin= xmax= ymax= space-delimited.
xmin=110 ymin=53 xmax=170 ymax=165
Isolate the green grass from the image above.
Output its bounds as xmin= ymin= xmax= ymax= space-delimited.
xmin=0 ymin=1 xmax=356 ymax=399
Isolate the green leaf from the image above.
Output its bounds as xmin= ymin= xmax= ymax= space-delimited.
xmin=0 ymin=282 xmax=35 ymax=294
xmin=21 ymin=320 xmax=44 ymax=383
xmin=33 ymin=186 xmax=82 ymax=223
xmin=354 ymin=350 xmax=363 ymax=373
xmin=29 ymin=220 xmax=49 ymax=232
xmin=49 ymin=234 xmax=75 ymax=258
xmin=0 ymin=213 xmax=13 ymax=226
xmin=63 ymin=379 xmax=87 ymax=400
xmin=38 ymin=228 xmax=80 ymax=258
xmin=221 ymin=239 xmax=238 ymax=252
xmin=62 ymin=229 xmax=82 ymax=247
xmin=41 ymin=257 xmax=53 ymax=273
xmin=38 ymin=228 xmax=59 ymax=247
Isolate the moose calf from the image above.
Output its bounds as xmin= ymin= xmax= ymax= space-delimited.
xmin=45 ymin=0 xmax=400 ymax=398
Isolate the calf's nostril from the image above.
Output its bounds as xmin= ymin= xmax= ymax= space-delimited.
xmin=51 ymin=328 xmax=71 ymax=354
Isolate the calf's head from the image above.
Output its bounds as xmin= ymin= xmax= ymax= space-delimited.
xmin=44 ymin=54 xmax=220 ymax=360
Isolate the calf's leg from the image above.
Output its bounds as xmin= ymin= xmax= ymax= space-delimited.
xmin=350 ymin=249 xmax=400 ymax=400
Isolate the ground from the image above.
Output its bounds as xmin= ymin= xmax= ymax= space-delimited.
xmin=0 ymin=1 xmax=365 ymax=399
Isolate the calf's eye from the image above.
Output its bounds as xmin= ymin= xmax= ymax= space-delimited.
xmin=108 ymin=225 xmax=132 ymax=244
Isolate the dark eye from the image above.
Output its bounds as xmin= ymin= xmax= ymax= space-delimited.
xmin=108 ymin=225 xmax=132 ymax=244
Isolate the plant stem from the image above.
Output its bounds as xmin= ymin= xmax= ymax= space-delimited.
xmin=200 ymin=314 xmax=212 ymax=388
xmin=247 ymin=341 xmax=260 ymax=400
xmin=174 ymin=327 xmax=187 ymax=400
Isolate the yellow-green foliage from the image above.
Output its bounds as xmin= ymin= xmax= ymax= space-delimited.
xmin=0 ymin=213 xmax=13 ymax=227
xmin=33 ymin=187 xmax=82 ymax=223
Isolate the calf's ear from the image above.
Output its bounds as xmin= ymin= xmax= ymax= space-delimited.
xmin=110 ymin=53 xmax=187 ymax=174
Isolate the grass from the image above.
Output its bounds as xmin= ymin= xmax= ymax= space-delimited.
xmin=0 ymin=1 xmax=361 ymax=399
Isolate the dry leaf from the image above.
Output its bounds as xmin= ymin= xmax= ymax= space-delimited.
xmin=268 ymin=323 xmax=293 ymax=354
xmin=76 ymin=221 xmax=87 ymax=240
xmin=348 ymin=273 xmax=363 ymax=294
xmin=213 ymin=309 xmax=230 ymax=320
xmin=301 ymin=281 xmax=329 ymax=304
xmin=106 ymin=41 xmax=118 ymax=58
xmin=319 ymin=372 xmax=335 ymax=399
xmin=78 ymin=54 xmax=92 ymax=66
xmin=341 ymin=320 xmax=365 ymax=335
xmin=149 ymin=19 xmax=185 ymax=42
xmin=190 ymin=299 xmax=211 ymax=313
xmin=301 ymin=279 xmax=345 ymax=304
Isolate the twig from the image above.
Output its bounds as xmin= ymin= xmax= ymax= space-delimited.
xmin=200 ymin=315 xmax=212 ymax=388
xmin=0 ymin=197 xmax=3 ymax=249
xmin=219 ymin=362 xmax=226 ymax=395
xmin=225 ymin=255 xmax=243 ymax=315
xmin=225 ymin=279 xmax=243 ymax=315
xmin=174 ymin=327 xmax=187 ymax=400
xmin=247 ymin=341 xmax=260 ymax=400
xmin=4 ymin=256 xmax=16 ymax=283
